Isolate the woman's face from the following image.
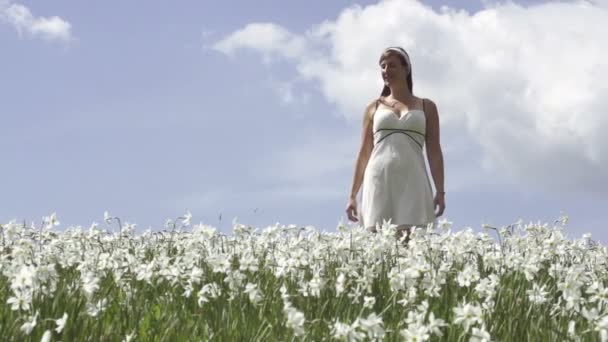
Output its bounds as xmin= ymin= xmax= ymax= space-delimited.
xmin=380 ymin=53 xmax=409 ymax=86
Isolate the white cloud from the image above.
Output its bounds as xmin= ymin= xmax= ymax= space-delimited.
xmin=1 ymin=2 xmax=72 ymax=42
xmin=214 ymin=0 xmax=608 ymax=195
xmin=212 ymin=23 xmax=308 ymax=64
xmin=267 ymin=77 xmax=311 ymax=106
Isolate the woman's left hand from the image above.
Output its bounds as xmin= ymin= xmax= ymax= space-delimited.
xmin=434 ymin=193 xmax=445 ymax=217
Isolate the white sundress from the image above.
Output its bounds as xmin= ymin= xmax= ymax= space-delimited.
xmin=360 ymin=98 xmax=436 ymax=230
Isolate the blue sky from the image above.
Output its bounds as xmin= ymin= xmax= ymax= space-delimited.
xmin=2 ymin=0 xmax=607 ymax=242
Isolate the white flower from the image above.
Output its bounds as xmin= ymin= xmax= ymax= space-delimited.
xmin=182 ymin=283 xmax=194 ymax=298
xmin=104 ymin=211 xmax=112 ymax=224
xmin=55 ymin=312 xmax=68 ymax=333
xmin=389 ymin=269 xmax=406 ymax=293
xmin=402 ymin=267 xmax=422 ymax=288
xmin=363 ymin=296 xmax=376 ymax=309
xmin=596 ymin=315 xmax=608 ymax=342
xmin=568 ymin=320 xmax=578 ymax=339
xmin=453 ymin=302 xmax=483 ymax=333
xmin=197 ymin=291 xmax=210 ymax=306
xmin=588 ymin=282 xmax=608 ymax=306
xmin=193 ymin=223 xmax=217 ymax=238
xmin=12 ymin=265 xmax=37 ymax=290
xmin=336 ymin=273 xmax=346 ymax=296
xmin=189 ymin=266 xmax=203 ymax=285
xmin=379 ymin=218 xmax=399 ymax=238
xmin=86 ymin=298 xmax=108 ymax=317
xmin=309 ymin=274 xmax=323 ymax=298
xmin=284 ymin=305 xmax=306 ymax=337
xmin=297 ymin=280 xmax=309 ymax=297
xmin=347 ymin=284 xmax=363 ymax=304
xmin=457 ymin=265 xmax=480 ymax=288
xmin=123 ymin=331 xmax=136 ymax=342
xmin=81 ymin=273 xmax=100 ymax=298
xmin=6 ymin=289 xmax=32 ymax=311
xmin=437 ymin=217 xmax=453 ymax=230
xmin=521 ymin=256 xmax=540 ymax=281
xmin=20 ymin=310 xmax=39 ymax=335
xmin=244 ymin=283 xmax=263 ymax=305
xmin=43 ymin=212 xmax=60 ymax=229
xmin=583 ymin=306 xmax=601 ymax=324
xmin=239 ymin=253 xmax=259 ymax=273
xmin=197 ymin=282 xmax=221 ymax=307
xmin=397 ymin=296 xmax=411 ymax=307
xmin=470 ymin=325 xmax=492 ymax=342
xmin=331 ymin=320 xmax=365 ymax=341
xmin=332 ymin=321 xmax=352 ymax=340
xmin=207 ymin=254 xmax=231 ymax=274
xmin=357 ymin=313 xmax=385 ymax=340
xmin=280 ymin=284 xmax=290 ymax=301
xmin=558 ymin=213 xmax=569 ymax=226
xmin=405 ymin=311 xmax=425 ymax=326
xmin=41 ymin=330 xmax=52 ymax=342
xmin=474 ymin=274 xmax=499 ymax=299
xmin=182 ymin=210 xmax=192 ymax=226
xmin=400 ymin=321 xmax=430 ymax=341
xmin=427 ymin=312 xmax=447 ymax=337
xmin=527 ymin=283 xmax=549 ymax=304
xmin=424 ymin=283 xmax=442 ymax=298
xmin=136 ymin=261 xmax=156 ymax=284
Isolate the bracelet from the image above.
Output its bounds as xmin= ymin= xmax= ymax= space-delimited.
xmin=437 ymin=191 xmax=445 ymax=194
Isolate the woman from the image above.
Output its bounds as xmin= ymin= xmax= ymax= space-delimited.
xmin=345 ymin=46 xmax=446 ymax=240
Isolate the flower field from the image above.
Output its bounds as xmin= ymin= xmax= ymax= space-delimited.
xmin=1 ymin=212 xmax=607 ymax=341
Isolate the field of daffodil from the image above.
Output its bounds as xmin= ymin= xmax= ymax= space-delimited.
xmin=1 ymin=212 xmax=607 ymax=341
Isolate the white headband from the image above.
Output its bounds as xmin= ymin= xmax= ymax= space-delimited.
xmin=384 ymin=47 xmax=410 ymax=67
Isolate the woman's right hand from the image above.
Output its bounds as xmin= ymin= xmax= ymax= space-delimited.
xmin=345 ymin=198 xmax=359 ymax=222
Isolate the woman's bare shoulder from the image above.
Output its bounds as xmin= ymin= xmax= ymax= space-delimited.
xmin=421 ymin=97 xmax=438 ymax=110
xmin=366 ymin=97 xmax=382 ymax=110
xmin=363 ymin=98 xmax=381 ymax=119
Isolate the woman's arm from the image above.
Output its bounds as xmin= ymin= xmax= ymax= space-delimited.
xmin=349 ymin=100 xmax=377 ymax=200
xmin=424 ymin=99 xmax=445 ymax=194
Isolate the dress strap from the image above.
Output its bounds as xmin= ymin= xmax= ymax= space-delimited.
xmin=422 ymin=98 xmax=428 ymax=120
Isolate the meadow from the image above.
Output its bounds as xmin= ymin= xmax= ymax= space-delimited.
xmin=1 ymin=212 xmax=606 ymax=341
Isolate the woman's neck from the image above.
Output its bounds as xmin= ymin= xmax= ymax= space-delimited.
xmin=387 ymin=85 xmax=414 ymax=103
